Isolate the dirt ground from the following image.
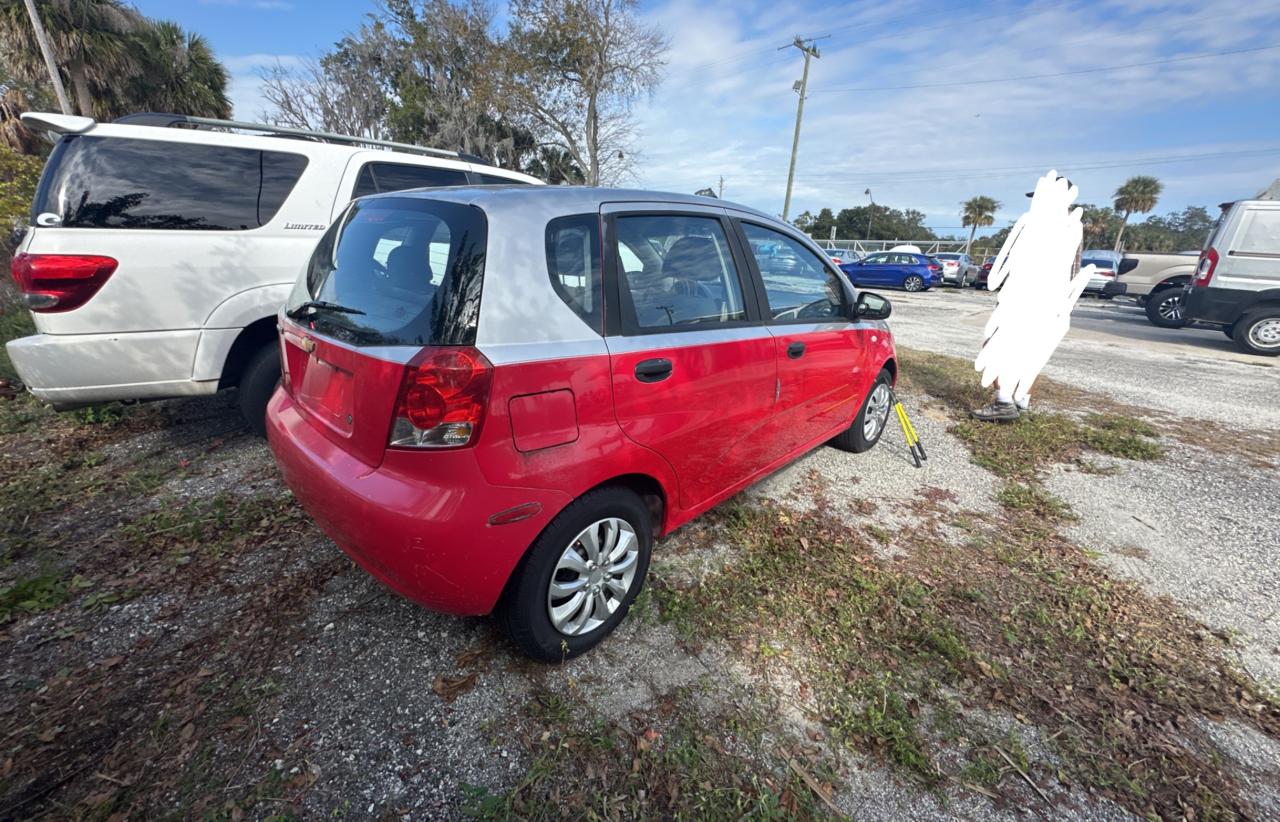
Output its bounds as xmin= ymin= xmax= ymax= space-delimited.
xmin=2 ymin=289 xmax=1278 ymax=820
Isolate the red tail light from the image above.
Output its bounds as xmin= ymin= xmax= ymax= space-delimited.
xmin=10 ymin=253 xmax=118 ymax=312
xmin=1193 ymin=247 xmax=1219 ymax=287
xmin=928 ymin=264 xmax=941 ymax=272
xmin=389 ymin=347 xmax=492 ymax=448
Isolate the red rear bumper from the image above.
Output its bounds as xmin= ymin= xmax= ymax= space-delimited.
xmin=266 ymin=388 xmax=569 ymax=616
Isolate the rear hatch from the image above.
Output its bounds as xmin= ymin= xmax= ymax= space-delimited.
xmin=278 ymin=196 xmax=489 ymax=468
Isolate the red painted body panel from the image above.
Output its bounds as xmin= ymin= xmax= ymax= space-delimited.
xmin=608 ymin=336 xmax=777 ymax=510
xmin=266 ymin=313 xmax=898 ymax=617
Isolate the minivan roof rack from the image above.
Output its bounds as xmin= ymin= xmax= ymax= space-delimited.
xmin=111 ymin=112 xmax=485 ymax=163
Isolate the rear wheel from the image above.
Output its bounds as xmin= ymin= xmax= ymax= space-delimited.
xmin=238 ymin=344 xmax=281 ymax=437
xmin=832 ymin=369 xmax=893 ymax=453
xmin=903 ymin=275 xmax=925 ymax=292
xmin=496 ymin=486 xmax=652 ymax=662
xmin=1144 ymin=288 xmax=1187 ymax=329
xmin=1233 ymin=309 xmax=1280 ymax=356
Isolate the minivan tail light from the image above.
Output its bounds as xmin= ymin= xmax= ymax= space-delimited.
xmin=389 ymin=347 xmax=492 ymax=449
xmin=1193 ymin=247 xmax=1219 ymax=287
xmin=10 ymin=253 xmax=118 ymax=312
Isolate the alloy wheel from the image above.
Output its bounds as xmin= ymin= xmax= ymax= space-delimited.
xmin=904 ymin=276 xmax=924 ymax=292
xmin=547 ymin=518 xmax=639 ymax=636
xmin=1157 ymin=292 xmax=1184 ymax=322
xmin=863 ymin=382 xmax=892 ymax=441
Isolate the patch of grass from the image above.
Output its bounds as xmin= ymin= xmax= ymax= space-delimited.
xmin=471 ymin=686 xmax=831 ymax=820
xmin=0 ymin=288 xmax=35 ymax=384
xmin=656 ymin=499 xmax=1280 ymax=819
xmin=994 ymin=482 xmax=1074 ymax=520
xmin=0 ymin=573 xmax=92 ymax=621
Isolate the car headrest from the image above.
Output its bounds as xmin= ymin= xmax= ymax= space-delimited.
xmin=662 ymin=236 xmax=721 ymax=282
xmin=385 ymin=245 xmax=432 ymax=292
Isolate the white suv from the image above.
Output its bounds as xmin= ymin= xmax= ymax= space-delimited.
xmin=6 ymin=111 xmax=541 ymax=432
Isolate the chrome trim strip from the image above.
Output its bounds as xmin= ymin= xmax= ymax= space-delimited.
xmin=604 ymin=325 xmax=773 ymax=355
xmin=478 ymin=338 xmax=608 ymax=366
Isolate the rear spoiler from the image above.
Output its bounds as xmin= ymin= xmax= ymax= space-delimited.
xmin=19 ymin=112 xmax=95 ymax=135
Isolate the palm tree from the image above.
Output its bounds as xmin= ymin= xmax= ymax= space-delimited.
xmin=0 ymin=0 xmax=141 ymax=118
xmin=962 ymin=195 xmax=1000 ymax=253
xmin=526 ymin=147 xmax=585 ymax=185
xmin=1112 ymin=175 xmax=1162 ymax=252
xmin=126 ymin=22 xmax=230 ymax=118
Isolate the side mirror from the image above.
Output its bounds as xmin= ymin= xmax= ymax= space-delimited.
xmin=855 ymin=291 xmax=892 ymax=321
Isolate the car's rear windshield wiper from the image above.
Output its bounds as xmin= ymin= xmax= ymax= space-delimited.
xmin=286 ymin=299 xmax=366 ymax=319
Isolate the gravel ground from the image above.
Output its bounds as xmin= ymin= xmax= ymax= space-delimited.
xmin=6 ymin=286 xmax=1278 ymax=819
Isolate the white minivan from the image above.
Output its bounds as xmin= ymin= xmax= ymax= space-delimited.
xmin=7 ymin=112 xmax=541 ymax=432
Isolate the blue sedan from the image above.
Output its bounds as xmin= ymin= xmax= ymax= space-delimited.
xmin=840 ymin=252 xmax=941 ymax=292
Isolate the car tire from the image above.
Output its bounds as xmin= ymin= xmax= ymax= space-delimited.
xmin=238 ymin=344 xmax=281 ymax=438
xmin=496 ymin=486 xmax=653 ymax=662
xmin=1232 ymin=308 xmax=1280 ymax=356
xmin=903 ymin=275 xmax=925 ymax=292
xmin=1144 ymin=288 xmax=1188 ymax=329
xmin=831 ymin=369 xmax=893 ymax=453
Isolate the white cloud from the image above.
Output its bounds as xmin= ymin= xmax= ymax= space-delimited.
xmin=631 ymin=0 xmax=1280 ymax=236
xmin=221 ymin=53 xmax=304 ymax=121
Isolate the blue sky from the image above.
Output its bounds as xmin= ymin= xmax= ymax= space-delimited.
xmin=135 ymin=0 xmax=1280 ymax=238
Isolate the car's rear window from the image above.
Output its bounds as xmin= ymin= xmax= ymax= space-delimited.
xmin=32 ymin=135 xmax=307 ymax=230
xmin=289 ymin=197 xmax=487 ymax=347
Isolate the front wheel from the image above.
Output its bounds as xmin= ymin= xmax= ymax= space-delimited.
xmin=903 ymin=275 xmax=925 ymax=292
xmin=1233 ymin=309 xmax=1280 ymax=356
xmin=1145 ymin=288 xmax=1187 ymax=329
xmin=496 ymin=486 xmax=653 ymax=662
xmin=832 ymin=369 xmax=893 ymax=453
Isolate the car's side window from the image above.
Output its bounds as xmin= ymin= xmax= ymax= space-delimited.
xmin=1233 ymin=210 xmax=1280 ymax=255
xmin=352 ymin=162 xmax=470 ymax=199
xmin=864 ymin=253 xmax=886 ymax=264
xmin=613 ymin=214 xmax=748 ymax=330
xmin=740 ymin=222 xmax=845 ymax=322
xmin=546 ymin=214 xmax=603 ymax=332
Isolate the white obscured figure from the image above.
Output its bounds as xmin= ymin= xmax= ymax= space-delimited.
xmin=972 ymin=171 xmax=1093 ymax=418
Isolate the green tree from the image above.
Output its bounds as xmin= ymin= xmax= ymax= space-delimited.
xmin=125 ymin=22 xmax=229 ymax=118
xmin=1112 ymin=175 xmax=1163 ymax=252
xmin=526 ymin=146 xmax=585 ymax=183
xmin=961 ymin=195 xmax=1000 ymax=253
xmin=502 ymin=0 xmax=667 ymax=185
xmin=1 ymin=143 xmax=41 ymax=256
xmin=0 ymin=0 xmax=140 ymax=118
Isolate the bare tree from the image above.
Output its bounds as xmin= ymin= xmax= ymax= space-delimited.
xmin=501 ymin=0 xmax=666 ymax=185
xmin=258 ymin=22 xmax=399 ymax=139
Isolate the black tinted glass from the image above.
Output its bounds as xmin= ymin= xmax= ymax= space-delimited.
xmin=32 ymin=135 xmax=307 ymax=230
xmin=546 ymin=214 xmax=602 ymax=332
xmin=477 ymin=173 xmax=531 ymax=185
xmin=290 ymin=197 xmax=487 ymax=347
xmin=352 ymin=162 xmax=469 ymax=198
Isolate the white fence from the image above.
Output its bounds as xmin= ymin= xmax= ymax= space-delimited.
xmin=806 ymin=238 xmax=975 ymax=255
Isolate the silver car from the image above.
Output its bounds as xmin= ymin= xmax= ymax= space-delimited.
xmin=934 ymin=253 xmax=977 ymax=287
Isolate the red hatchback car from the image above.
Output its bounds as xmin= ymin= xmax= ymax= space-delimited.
xmin=267 ymin=188 xmax=898 ymax=660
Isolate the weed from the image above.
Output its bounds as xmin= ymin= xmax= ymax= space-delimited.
xmin=0 ymin=573 xmax=92 ymax=621
xmin=995 ymin=482 xmax=1075 ymax=520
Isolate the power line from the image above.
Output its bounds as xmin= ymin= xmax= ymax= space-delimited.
xmin=812 ymin=43 xmax=1280 ymax=94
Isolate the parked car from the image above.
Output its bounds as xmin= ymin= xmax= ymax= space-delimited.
xmin=1080 ymin=255 xmax=1127 ymax=298
xmin=840 ymin=251 xmax=941 ymax=291
xmin=823 ymin=248 xmax=857 ymax=265
xmin=934 ymin=252 xmax=978 ymax=286
xmin=975 ymin=256 xmax=996 ymax=289
xmin=5 ymin=111 xmax=540 ymax=434
xmin=266 ymin=187 xmax=900 ymax=660
xmin=1183 ymin=194 xmax=1280 ymax=355
xmin=1115 ymin=251 xmax=1198 ymax=328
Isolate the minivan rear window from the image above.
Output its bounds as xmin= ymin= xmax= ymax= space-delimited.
xmin=32 ymin=135 xmax=307 ymax=230
xmin=289 ymin=197 xmax=487 ymax=347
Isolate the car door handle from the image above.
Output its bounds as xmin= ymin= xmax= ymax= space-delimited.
xmin=634 ymin=358 xmax=673 ymax=383
xmin=787 ymin=341 xmax=806 ymax=359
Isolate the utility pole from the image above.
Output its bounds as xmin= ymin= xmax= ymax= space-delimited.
xmin=864 ymin=188 xmax=875 ymax=242
xmin=23 ymin=0 xmax=73 ymax=115
xmin=781 ymin=36 xmax=824 ymax=222
xmin=718 ymin=175 xmax=724 ymax=199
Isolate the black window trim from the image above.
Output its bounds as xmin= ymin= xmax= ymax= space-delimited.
xmin=729 ymin=217 xmax=853 ymax=327
xmin=545 ymin=212 xmax=605 ymax=336
xmin=601 ymin=209 xmax=765 ymax=338
xmin=348 ymin=159 xmax=472 ymax=201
